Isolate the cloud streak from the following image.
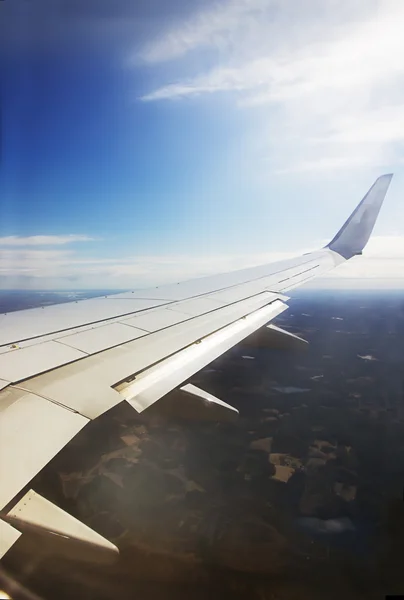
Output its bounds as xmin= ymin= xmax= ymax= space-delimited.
xmin=0 ymin=235 xmax=95 ymax=246
xmin=138 ymin=0 xmax=271 ymax=64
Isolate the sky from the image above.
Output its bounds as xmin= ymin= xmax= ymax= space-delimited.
xmin=1 ymin=0 xmax=404 ymax=290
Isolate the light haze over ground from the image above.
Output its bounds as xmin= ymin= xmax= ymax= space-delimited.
xmin=1 ymin=0 xmax=403 ymax=290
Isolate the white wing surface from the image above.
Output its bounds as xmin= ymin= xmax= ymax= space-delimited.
xmin=0 ymin=174 xmax=393 ymax=559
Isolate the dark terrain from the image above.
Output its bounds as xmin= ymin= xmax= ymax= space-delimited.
xmin=3 ymin=288 xmax=404 ymax=600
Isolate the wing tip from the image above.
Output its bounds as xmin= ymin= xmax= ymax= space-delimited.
xmin=327 ymin=172 xmax=393 ymax=259
xmin=378 ymin=172 xmax=394 ymax=181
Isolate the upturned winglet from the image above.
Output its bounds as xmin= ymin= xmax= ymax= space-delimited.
xmin=327 ymin=173 xmax=393 ymax=259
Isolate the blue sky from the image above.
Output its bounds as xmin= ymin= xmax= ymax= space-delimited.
xmin=1 ymin=0 xmax=404 ymax=289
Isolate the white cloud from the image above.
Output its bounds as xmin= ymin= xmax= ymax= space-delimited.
xmin=138 ymin=0 xmax=404 ymax=173
xmin=319 ymin=235 xmax=404 ymax=282
xmin=0 ymin=235 xmax=95 ymax=246
xmin=363 ymin=235 xmax=404 ymax=258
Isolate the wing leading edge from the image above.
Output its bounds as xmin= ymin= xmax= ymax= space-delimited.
xmin=0 ymin=174 xmax=393 ymax=560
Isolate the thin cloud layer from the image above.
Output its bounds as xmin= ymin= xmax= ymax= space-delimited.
xmin=139 ymin=0 xmax=404 ymax=173
xmin=2 ymin=235 xmax=404 ymax=289
xmin=0 ymin=235 xmax=95 ymax=246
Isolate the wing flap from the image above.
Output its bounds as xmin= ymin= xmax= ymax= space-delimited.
xmin=0 ymin=387 xmax=88 ymax=510
xmin=3 ymin=489 xmax=118 ymax=562
xmin=117 ymin=299 xmax=287 ymax=413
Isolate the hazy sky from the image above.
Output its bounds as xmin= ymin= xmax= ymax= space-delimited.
xmin=1 ymin=0 xmax=404 ymax=289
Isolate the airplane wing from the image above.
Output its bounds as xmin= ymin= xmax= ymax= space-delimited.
xmin=0 ymin=174 xmax=393 ymax=560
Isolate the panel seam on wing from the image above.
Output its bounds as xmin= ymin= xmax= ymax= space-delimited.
xmin=277 ymin=264 xmax=320 ymax=284
xmin=166 ymin=290 xmax=275 ymax=317
xmin=0 ymin=256 xmax=320 ymax=348
xmin=10 ymin=384 xmax=88 ymax=416
xmin=0 ymin=301 xmax=177 ymax=348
